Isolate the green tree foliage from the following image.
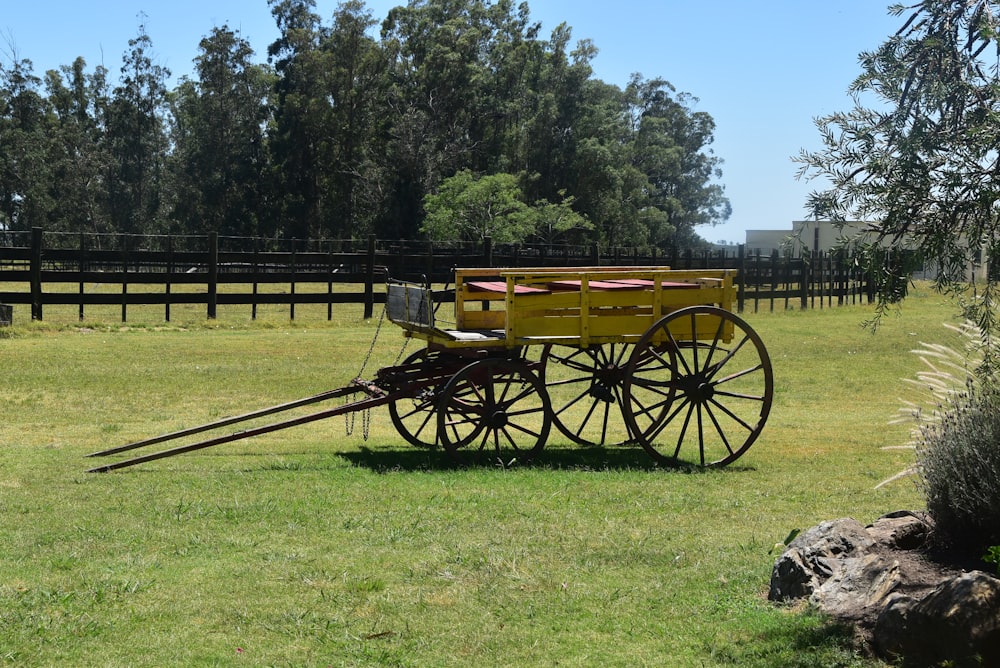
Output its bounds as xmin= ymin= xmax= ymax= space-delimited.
xmin=266 ymin=0 xmax=332 ymax=239
xmin=422 ymin=170 xmax=531 ymax=242
xmin=169 ymin=26 xmax=273 ymax=237
xmin=797 ymin=1 xmax=1000 ymax=348
xmin=422 ymin=170 xmax=591 ymax=244
xmin=0 ymin=1 xmax=730 ymax=251
xmin=529 ymin=190 xmax=592 ymax=244
xmin=0 ymin=53 xmax=50 ymax=231
xmin=105 ymin=21 xmax=170 ymax=235
xmin=42 ymin=58 xmax=112 ymax=234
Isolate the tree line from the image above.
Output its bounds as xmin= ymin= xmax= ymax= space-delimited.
xmin=0 ymin=0 xmax=730 ymax=250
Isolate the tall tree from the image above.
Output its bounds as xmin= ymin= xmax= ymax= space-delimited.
xmin=796 ymin=0 xmax=1000 ymax=350
xmin=323 ymin=0 xmax=384 ymax=237
xmin=379 ymin=0 xmax=484 ymax=237
xmin=625 ymin=76 xmax=730 ymax=247
xmin=169 ymin=26 xmax=273 ymax=236
xmin=105 ymin=20 xmax=170 ymax=235
xmin=519 ymin=23 xmax=594 ymax=208
xmin=0 ymin=52 xmax=50 ymax=231
xmin=41 ymin=58 xmax=112 ymax=233
xmin=267 ymin=0 xmax=333 ymax=239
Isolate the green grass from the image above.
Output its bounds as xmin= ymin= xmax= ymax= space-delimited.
xmin=0 ymin=284 xmax=964 ymax=666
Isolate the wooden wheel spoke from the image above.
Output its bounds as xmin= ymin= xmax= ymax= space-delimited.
xmin=553 ymin=388 xmax=591 ymax=417
xmin=559 ymin=352 xmax=600 ymax=374
xmin=703 ymin=335 xmax=750 ymax=382
xmin=406 ymin=409 xmax=435 ymax=435
xmin=502 ymin=420 xmax=542 ymax=441
xmin=707 ymin=397 xmax=758 ymax=432
xmin=631 ymin=375 xmax=679 ymax=394
xmin=673 ymin=400 xmax=696 ymax=460
xmin=500 ymin=385 xmax=537 ymax=409
xmin=546 ymin=375 xmax=592 ymax=389
xmin=697 ymin=312 xmax=728 ymax=374
xmin=712 ymin=362 xmax=764 ymax=388
xmin=643 ymin=396 xmax=690 ymax=445
xmin=630 ymin=392 xmax=673 ymax=424
xmin=712 ymin=388 xmax=766 ymax=402
xmin=702 ymin=401 xmax=736 ymax=457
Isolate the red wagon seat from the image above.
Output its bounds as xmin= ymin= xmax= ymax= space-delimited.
xmin=466 ymin=280 xmax=551 ymax=295
xmin=604 ymin=279 xmax=701 ymax=289
xmin=546 ymin=279 xmax=646 ymax=291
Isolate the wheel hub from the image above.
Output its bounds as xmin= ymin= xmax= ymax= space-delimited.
xmin=488 ymin=410 xmax=509 ymax=429
xmin=588 ymin=382 xmax=616 ymax=403
xmin=679 ymin=374 xmax=714 ymax=403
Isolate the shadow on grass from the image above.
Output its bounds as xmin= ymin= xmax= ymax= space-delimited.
xmin=84 ymin=442 xmax=757 ymax=475
xmin=336 ymin=444 xmax=758 ymax=474
xmin=709 ymin=613 xmax=869 ymax=668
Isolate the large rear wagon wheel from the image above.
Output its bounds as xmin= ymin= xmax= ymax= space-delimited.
xmin=437 ymin=358 xmax=552 ymax=467
xmin=539 ymin=343 xmax=633 ymax=446
xmin=623 ymin=306 xmax=773 ymax=467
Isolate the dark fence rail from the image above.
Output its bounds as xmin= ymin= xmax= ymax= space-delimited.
xmin=0 ymin=228 xmax=874 ymax=322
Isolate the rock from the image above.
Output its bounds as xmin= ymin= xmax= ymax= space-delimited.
xmin=874 ymin=571 xmax=1000 ymax=666
xmin=811 ymin=553 xmax=902 ymax=621
xmin=769 ymin=511 xmax=1000 ymax=666
xmin=768 ymin=517 xmax=874 ymax=601
xmin=866 ymin=510 xmax=930 ymax=551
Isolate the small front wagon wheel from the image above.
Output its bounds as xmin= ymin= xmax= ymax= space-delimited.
xmin=437 ymin=358 xmax=551 ymax=467
xmin=623 ymin=306 xmax=773 ymax=467
xmin=539 ymin=343 xmax=633 ymax=447
xmin=388 ymin=349 xmax=443 ymax=448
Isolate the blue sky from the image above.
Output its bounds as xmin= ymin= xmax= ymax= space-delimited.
xmin=2 ymin=1 xmax=903 ymax=244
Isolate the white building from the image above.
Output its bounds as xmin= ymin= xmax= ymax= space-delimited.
xmin=743 ymin=220 xmax=984 ymax=281
xmin=744 ymin=220 xmax=877 ymax=257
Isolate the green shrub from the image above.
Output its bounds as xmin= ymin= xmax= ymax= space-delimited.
xmin=893 ymin=321 xmax=1000 ymax=553
xmin=916 ymin=381 xmax=1000 ymax=552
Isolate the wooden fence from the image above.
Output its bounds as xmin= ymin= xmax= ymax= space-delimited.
xmin=0 ymin=227 xmax=873 ymax=323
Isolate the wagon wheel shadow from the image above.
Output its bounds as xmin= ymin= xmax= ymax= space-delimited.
xmin=336 ymin=445 xmax=757 ymax=474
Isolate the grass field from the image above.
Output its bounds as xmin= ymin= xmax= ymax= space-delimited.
xmin=0 ymin=284 xmax=965 ymax=666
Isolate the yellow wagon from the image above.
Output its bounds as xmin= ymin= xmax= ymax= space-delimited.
xmin=89 ymin=265 xmax=772 ymax=472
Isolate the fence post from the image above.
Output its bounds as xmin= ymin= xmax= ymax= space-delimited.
xmin=736 ymin=244 xmax=745 ymax=313
xmin=364 ymin=234 xmax=375 ymax=319
xmin=483 ymin=236 xmax=493 ymax=267
xmin=252 ymin=239 xmax=259 ymax=321
xmin=770 ymin=249 xmax=779 ymax=312
xmin=800 ymin=254 xmax=810 ymax=309
xmin=289 ymin=238 xmax=297 ymax=321
xmin=207 ymin=232 xmax=218 ymax=319
xmin=165 ymin=235 xmax=173 ymax=322
xmin=120 ymin=233 xmax=128 ymax=323
xmin=426 ymin=240 xmax=435 ymax=284
xmin=591 ymin=242 xmax=600 ymax=265
xmin=327 ymin=239 xmax=335 ymax=321
xmin=752 ymin=249 xmax=761 ymax=313
xmin=78 ymin=231 xmax=86 ymax=322
xmin=30 ymin=227 xmax=42 ymax=320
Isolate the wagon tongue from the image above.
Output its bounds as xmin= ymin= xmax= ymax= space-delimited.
xmin=86 ymin=382 xmax=388 ymax=473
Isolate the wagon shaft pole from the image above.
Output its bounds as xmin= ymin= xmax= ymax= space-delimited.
xmin=86 ymin=386 xmax=361 ymax=458
xmin=87 ymin=387 xmax=393 ymax=473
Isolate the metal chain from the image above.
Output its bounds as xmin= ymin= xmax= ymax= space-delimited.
xmin=346 ymin=304 xmax=388 ymax=439
xmin=355 ymin=303 xmax=388 ymax=382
